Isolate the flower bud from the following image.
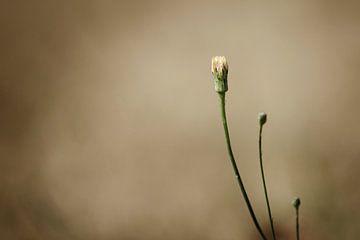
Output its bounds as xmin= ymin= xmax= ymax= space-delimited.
xmin=211 ymin=56 xmax=228 ymax=93
xmin=258 ymin=112 xmax=267 ymax=126
xmin=292 ymin=197 xmax=301 ymax=209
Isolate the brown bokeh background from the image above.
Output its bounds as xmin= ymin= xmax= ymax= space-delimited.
xmin=1 ymin=1 xmax=360 ymax=239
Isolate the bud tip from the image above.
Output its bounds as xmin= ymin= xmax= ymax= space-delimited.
xmin=292 ymin=197 xmax=301 ymax=209
xmin=258 ymin=112 xmax=267 ymax=125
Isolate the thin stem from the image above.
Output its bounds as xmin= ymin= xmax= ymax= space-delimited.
xmin=296 ymin=207 xmax=300 ymax=240
xmin=218 ymin=93 xmax=267 ymax=240
xmin=259 ymin=125 xmax=276 ymax=240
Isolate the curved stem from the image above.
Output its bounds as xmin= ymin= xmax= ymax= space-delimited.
xmin=259 ymin=125 xmax=276 ymax=240
xmin=218 ymin=93 xmax=267 ymax=240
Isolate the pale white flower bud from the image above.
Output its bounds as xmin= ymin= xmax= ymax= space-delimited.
xmin=211 ymin=56 xmax=228 ymax=93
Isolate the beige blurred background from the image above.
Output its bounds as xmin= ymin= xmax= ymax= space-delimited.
xmin=1 ymin=0 xmax=360 ymax=239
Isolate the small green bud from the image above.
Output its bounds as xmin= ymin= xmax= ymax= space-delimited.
xmin=258 ymin=112 xmax=267 ymax=126
xmin=211 ymin=56 xmax=228 ymax=93
xmin=292 ymin=197 xmax=301 ymax=209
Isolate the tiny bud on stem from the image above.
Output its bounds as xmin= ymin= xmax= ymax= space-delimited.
xmin=292 ymin=197 xmax=301 ymax=209
xmin=258 ymin=112 xmax=267 ymax=126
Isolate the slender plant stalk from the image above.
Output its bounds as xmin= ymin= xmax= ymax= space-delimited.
xmin=258 ymin=123 xmax=276 ymax=240
xmin=218 ymin=93 xmax=267 ymax=240
xmin=295 ymin=207 xmax=300 ymax=240
xmin=292 ymin=197 xmax=301 ymax=240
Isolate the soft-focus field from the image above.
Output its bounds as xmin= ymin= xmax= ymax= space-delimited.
xmin=1 ymin=1 xmax=360 ymax=239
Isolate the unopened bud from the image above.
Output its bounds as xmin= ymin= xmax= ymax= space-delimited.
xmin=292 ymin=197 xmax=301 ymax=209
xmin=211 ymin=56 xmax=228 ymax=93
xmin=258 ymin=112 xmax=267 ymax=126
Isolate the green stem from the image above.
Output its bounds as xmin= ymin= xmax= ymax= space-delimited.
xmin=296 ymin=207 xmax=300 ymax=240
xmin=259 ymin=125 xmax=276 ymax=240
xmin=218 ymin=93 xmax=267 ymax=240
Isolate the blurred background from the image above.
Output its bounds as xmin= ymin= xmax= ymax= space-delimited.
xmin=1 ymin=0 xmax=360 ymax=239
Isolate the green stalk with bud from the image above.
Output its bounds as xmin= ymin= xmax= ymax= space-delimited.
xmin=211 ymin=56 xmax=302 ymax=239
xmin=258 ymin=112 xmax=276 ymax=240
xmin=211 ymin=56 xmax=268 ymax=240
